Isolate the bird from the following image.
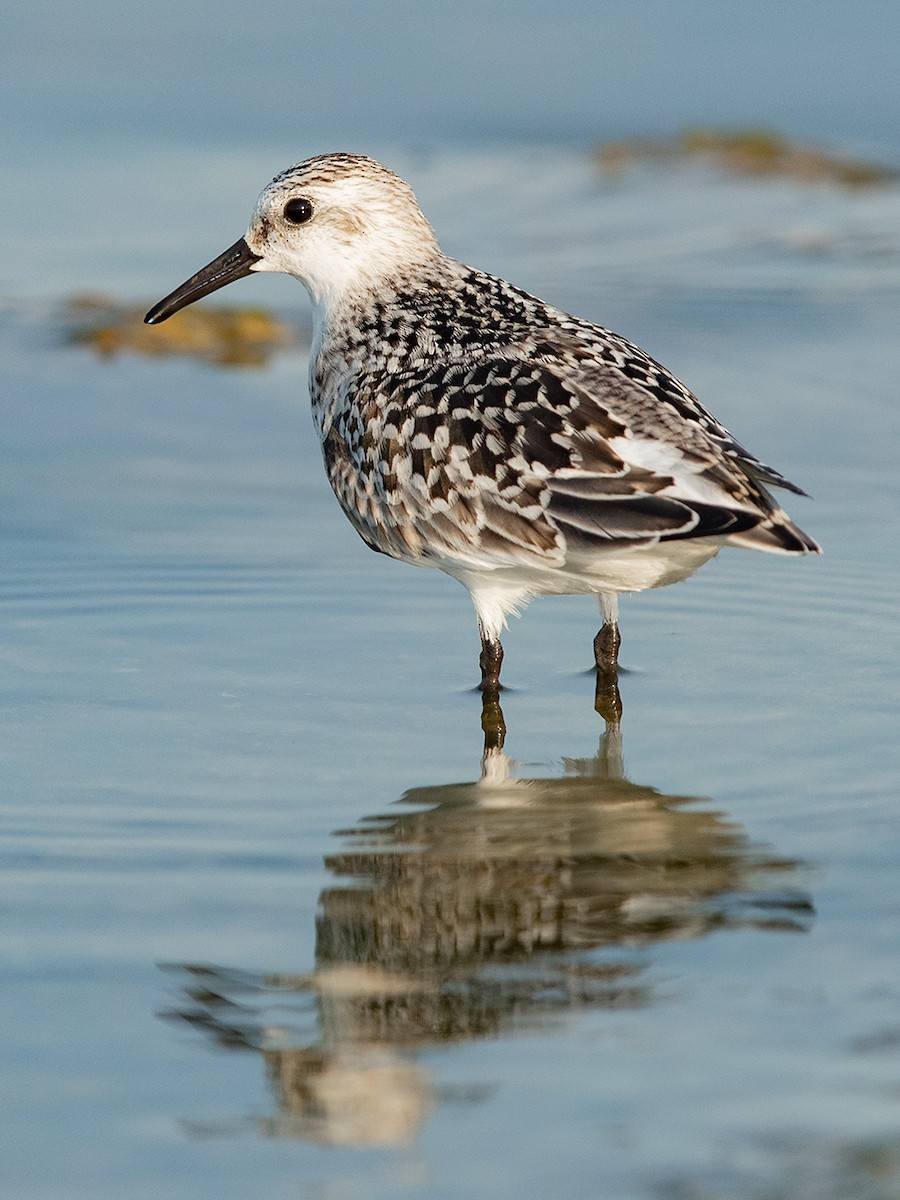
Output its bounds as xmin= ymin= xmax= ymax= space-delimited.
xmin=145 ymin=152 xmax=820 ymax=693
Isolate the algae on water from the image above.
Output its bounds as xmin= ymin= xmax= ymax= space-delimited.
xmin=596 ymin=127 xmax=898 ymax=188
xmin=63 ymin=294 xmax=303 ymax=368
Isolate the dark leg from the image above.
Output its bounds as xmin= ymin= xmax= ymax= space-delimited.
xmin=479 ymin=635 xmax=504 ymax=692
xmin=478 ymin=627 xmax=505 ymax=749
xmin=593 ymin=621 xmax=621 ymax=673
xmin=593 ymin=594 xmax=622 ymax=725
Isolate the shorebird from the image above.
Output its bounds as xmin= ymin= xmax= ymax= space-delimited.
xmin=145 ymin=153 xmax=819 ymax=692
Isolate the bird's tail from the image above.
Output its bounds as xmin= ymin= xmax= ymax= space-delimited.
xmin=727 ymin=511 xmax=822 ymax=555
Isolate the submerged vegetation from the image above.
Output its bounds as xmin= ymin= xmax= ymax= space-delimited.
xmin=596 ymin=126 xmax=899 ymax=188
xmin=62 ymin=293 xmax=302 ymax=367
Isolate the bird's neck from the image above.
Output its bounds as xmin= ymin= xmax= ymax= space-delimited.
xmin=310 ymin=252 xmax=464 ymax=356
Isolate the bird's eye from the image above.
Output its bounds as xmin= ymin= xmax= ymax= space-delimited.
xmin=283 ymin=197 xmax=314 ymax=225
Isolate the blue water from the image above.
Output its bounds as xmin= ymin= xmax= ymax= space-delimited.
xmin=3 ymin=7 xmax=900 ymax=1196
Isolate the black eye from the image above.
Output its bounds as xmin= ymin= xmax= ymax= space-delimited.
xmin=283 ymin=197 xmax=313 ymax=225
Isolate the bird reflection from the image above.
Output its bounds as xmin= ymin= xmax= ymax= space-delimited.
xmin=160 ymin=681 xmax=812 ymax=1146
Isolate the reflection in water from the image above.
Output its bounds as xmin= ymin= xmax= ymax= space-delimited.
xmin=160 ymin=685 xmax=813 ymax=1146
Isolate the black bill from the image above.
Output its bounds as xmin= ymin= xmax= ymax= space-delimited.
xmin=144 ymin=238 xmax=261 ymax=324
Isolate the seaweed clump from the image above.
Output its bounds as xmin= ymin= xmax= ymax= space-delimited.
xmin=62 ymin=293 xmax=303 ymax=368
xmin=596 ymin=127 xmax=898 ymax=189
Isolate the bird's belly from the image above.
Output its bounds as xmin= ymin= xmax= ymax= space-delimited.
xmin=446 ymin=537 xmax=724 ymax=599
xmin=560 ymin=537 xmax=724 ymax=593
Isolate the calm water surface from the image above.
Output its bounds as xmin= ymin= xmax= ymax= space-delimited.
xmin=2 ymin=148 xmax=900 ymax=1199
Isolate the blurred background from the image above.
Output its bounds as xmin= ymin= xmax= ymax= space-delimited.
xmin=4 ymin=0 xmax=900 ymax=296
xmin=3 ymin=4 xmax=900 ymax=1200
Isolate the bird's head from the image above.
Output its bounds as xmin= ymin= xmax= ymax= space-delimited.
xmin=145 ymin=153 xmax=440 ymax=324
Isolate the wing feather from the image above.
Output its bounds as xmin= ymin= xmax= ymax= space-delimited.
xmin=321 ymin=341 xmax=819 ymax=567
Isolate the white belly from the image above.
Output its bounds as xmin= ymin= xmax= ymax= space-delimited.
xmin=446 ymin=538 xmax=725 ymax=641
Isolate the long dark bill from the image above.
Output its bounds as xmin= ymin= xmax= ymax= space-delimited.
xmin=144 ymin=238 xmax=261 ymax=324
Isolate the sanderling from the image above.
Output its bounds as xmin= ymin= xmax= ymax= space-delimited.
xmin=145 ymin=153 xmax=820 ymax=691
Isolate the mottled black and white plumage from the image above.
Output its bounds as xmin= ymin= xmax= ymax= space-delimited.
xmin=146 ymin=153 xmax=820 ymax=690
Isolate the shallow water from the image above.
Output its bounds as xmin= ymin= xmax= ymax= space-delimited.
xmin=2 ymin=149 xmax=900 ymax=1199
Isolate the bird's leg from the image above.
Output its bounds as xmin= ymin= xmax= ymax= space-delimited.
xmin=593 ymin=626 xmax=621 ymax=723
xmin=593 ymin=593 xmax=622 ymax=724
xmin=478 ymin=634 xmax=504 ymax=692
xmin=593 ymin=593 xmax=621 ymax=673
xmin=593 ymin=621 xmax=621 ymax=673
xmin=477 ymin=623 xmax=505 ymax=748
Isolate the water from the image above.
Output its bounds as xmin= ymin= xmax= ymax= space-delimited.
xmin=3 ymin=138 xmax=900 ymax=1198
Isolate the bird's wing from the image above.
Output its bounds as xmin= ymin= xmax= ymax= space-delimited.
xmin=322 ymin=347 xmax=818 ymax=568
xmin=516 ymin=329 xmax=820 ymax=555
